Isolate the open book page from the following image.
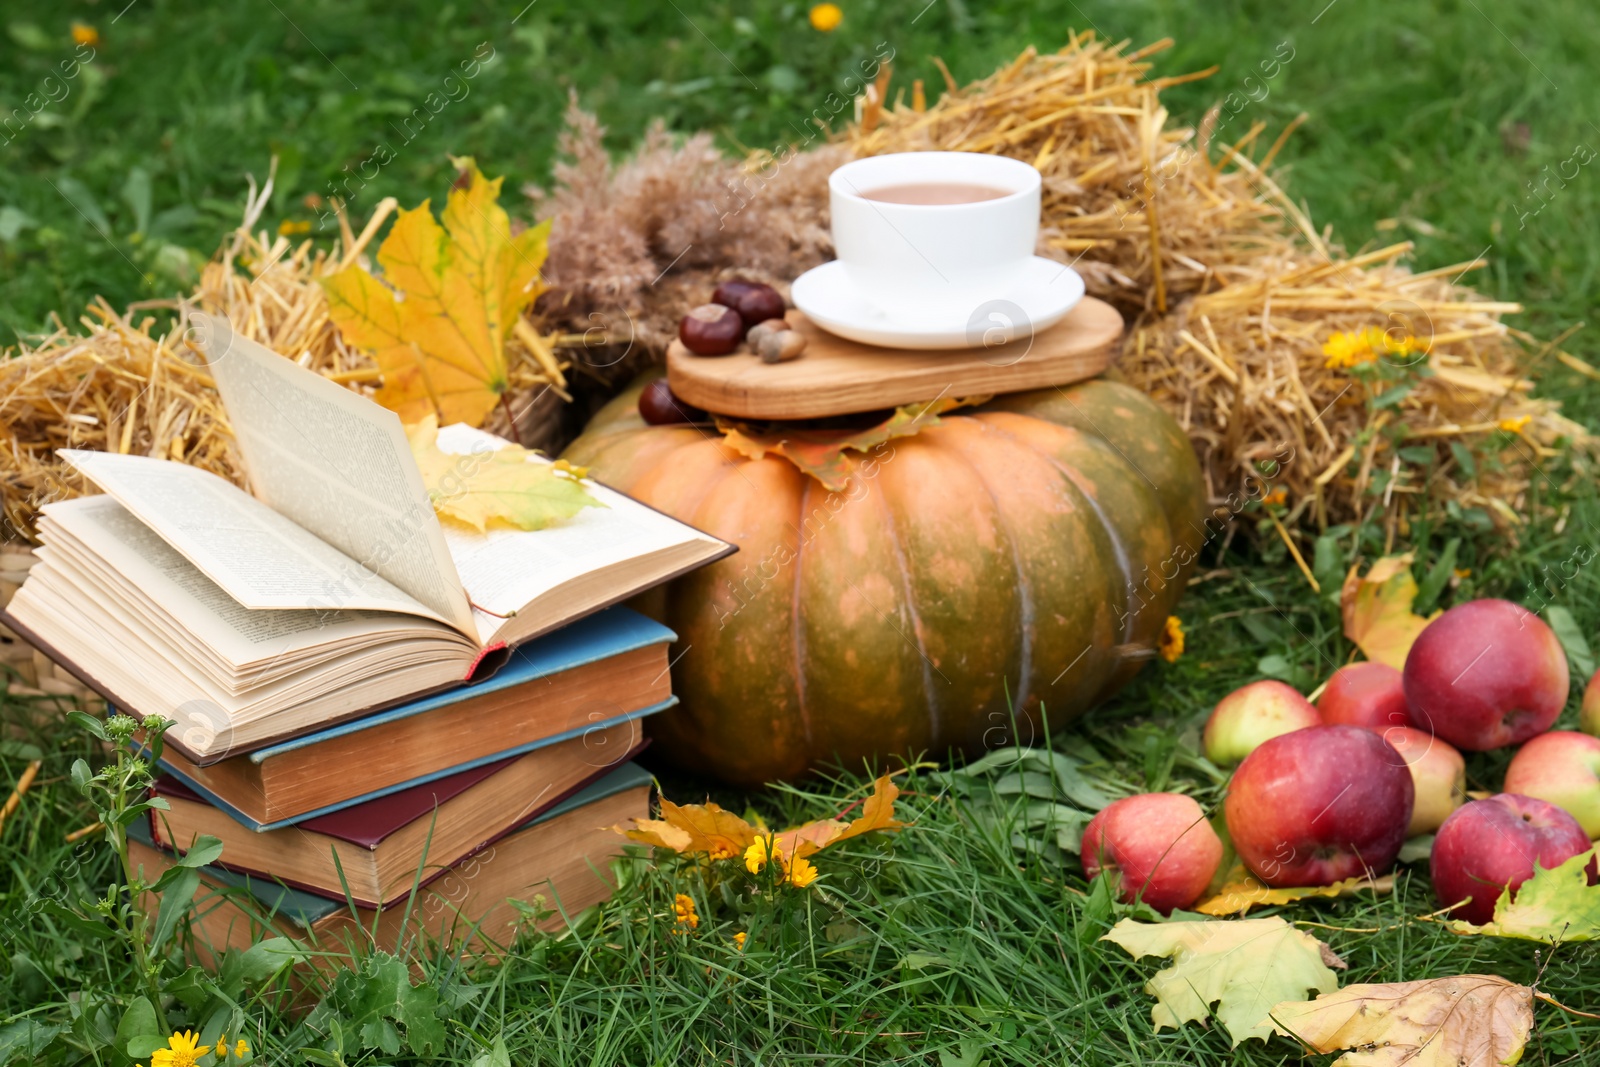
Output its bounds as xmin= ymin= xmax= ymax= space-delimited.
xmin=192 ymin=313 xmax=475 ymax=636
xmin=434 ymin=423 xmax=724 ymax=643
xmin=36 ymin=496 xmax=474 ymax=677
xmin=58 ymin=451 xmax=455 ymax=624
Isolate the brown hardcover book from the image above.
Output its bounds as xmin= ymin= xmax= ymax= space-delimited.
xmin=129 ymin=762 xmax=651 ymax=973
xmin=148 ymin=607 xmax=671 ymax=827
xmin=2 ymin=316 xmax=729 ymax=765
xmin=149 ymin=739 xmax=646 ymax=907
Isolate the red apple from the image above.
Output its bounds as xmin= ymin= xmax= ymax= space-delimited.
xmin=1430 ymin=793 xmax=1592 ymax=924
xmin=1503 ymin=731 xmax=1600 ymax=838
xmin=1381 ymin=726 xmax=1466 ymax=835
xmin=1317 ymin=662 xmax=1412 ymax=732
xmin=1081 ymin=793 xmax=1223 ymax=914
xmin=1202 ymin=680 xmax=1321 ymax=766
xmin=1580 ymin=668 xmax=1600 ymax=737
xmin=1403 ymin=599 xmax=1568 ymax=750
xmin=1225 ymin=725 xmax=1413 ymax=887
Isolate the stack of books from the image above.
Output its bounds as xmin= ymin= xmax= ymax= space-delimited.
xmin=1 ymin=316 xmax=731 ymax=965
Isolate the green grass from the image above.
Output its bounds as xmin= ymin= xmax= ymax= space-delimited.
xmin=4 ymin=0 xmax=1600 ymax=1063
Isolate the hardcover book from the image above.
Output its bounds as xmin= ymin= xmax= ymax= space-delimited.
xmin=148 ymin=739 xmax=647 ymax=907
xmin=145 ymin=605 xmax=674 ymax=826
xmin=128 ymin=762 xmax=653 ymax=970
xmin=2 ymin=315 xmax=730 ymax=763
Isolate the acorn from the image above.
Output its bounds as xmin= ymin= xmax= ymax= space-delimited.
xmin=712 ymin=280 xmax=786 ymax=333
xmin=757 ymin=329 xmax=808 ymax=364
xmin=679 ymin=304 xmax=743 ymax=355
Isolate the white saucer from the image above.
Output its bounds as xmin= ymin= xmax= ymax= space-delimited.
xmin=790 ymin=257 xmax=1086 ymax=350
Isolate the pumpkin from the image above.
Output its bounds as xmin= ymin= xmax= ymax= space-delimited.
xmin=563 ymin=376 xmax=1207 ymax=786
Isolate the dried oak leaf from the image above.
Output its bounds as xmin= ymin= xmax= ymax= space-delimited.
xmin=406 ymin=415 xmax=601 ymax=532
xmin=1195 ymin=869 xmax=1395 ymax=917
xmin=1102 ymin=917 xmax=1341 ymax=1045
xmin=1341 ymin=553 xmax=1439 ymax=670
xmin=1447 ymin=848 xmax=1600 ymax=942
xmin=1270 ymin=974 xmax=1534 ymax=1066
xmin=323 ymin=156 xmax=551 ymax=427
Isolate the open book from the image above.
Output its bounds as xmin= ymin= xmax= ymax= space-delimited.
xmin=3 ymin=314 xmax=730 ymax=761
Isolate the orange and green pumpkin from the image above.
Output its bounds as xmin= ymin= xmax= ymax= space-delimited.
xmin=563 ymin=376 xmax=1207 ymax=786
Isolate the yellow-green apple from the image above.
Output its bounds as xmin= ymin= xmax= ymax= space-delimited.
xmin=1202 ymin=680 xmax=1321 ymax=766
xmin=1403 ymin=599 xmax=1568 ymax=750
xmin=1224 ymin=724 xmax=1413 ymax=887
xmin=1317 ymin=661 xmax=1412 ymax=732
xmin=1581 ymin=668 xmax=1600 ymax=736
xmin=1503 ymin=731 xmax=1600 ymax=838
xmin=1381 ymin=726 xmax=1466 ymax=835
xmin=1080 ymin=793 xmax=1222 ymax=913
xmin=1430 ymin=793 xmax=1593 ymax=924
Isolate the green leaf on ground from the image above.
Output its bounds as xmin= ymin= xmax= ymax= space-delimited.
xmin=1545 ymin=606 xmax=1595 ymax=679
xmin=1102 ymin=917 xmax=1343 ymax=1045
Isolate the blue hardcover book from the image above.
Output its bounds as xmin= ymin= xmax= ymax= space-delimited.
xmin=127 ymin=762 xmax=654 ymax=945
xmin=152 ymin=606 xmax=676 ymax=829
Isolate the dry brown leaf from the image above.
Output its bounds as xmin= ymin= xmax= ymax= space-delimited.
xmin=1271 ymin=974 xmax=1534 ymax=1066
xmin=1341 ymin=553 xmax=1439 ymax=670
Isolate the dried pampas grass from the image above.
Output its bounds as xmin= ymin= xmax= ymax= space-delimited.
xmin=529 ymin=94 xmax=845 ymax=359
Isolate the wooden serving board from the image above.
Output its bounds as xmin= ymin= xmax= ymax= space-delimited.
xmin=665 ymin=296 xmax=1123 ymax=420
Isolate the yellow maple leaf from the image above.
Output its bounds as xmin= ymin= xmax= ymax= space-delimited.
xmin=1195 ymin=864 xmax=1395 ymax=916
xmin=322 ymin=156 xmax=551 ymax=426
xmin=406 ymin=415 xmax=601 ymax=532
xmin=1102 ymin=917 xmax=1342 ymax=1046
xmin=1341 ymin=553 xmax=1440 ymax=670
xmin=1270 ymin=974 xmax=1534 ymax=1066
xmin=623 ymin=776 xmax=904 ymax=860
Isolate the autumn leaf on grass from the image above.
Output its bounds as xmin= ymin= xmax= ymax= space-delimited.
xmin=1102 ymin=917 xmax=1342 ymax=1045
xmin=322 ymin=156 xmax=551 ymax=427
xmin=719 ymin=397 xmax=978 ymax=491
xmin=1270 ymin=975 xmax=1534 ymax=1067
xmin=1341 ymin=553 xmax=1440 ymax=669
xmin=623 ymin=775 xmax=904 ymax=860
xmin=407 ymin=416 xmax=601 ymax=532
xmin=1446 ymin=848 xmax=1600 ymax=942
xmin=1195 ymin=865 xmax=1395 ymax=917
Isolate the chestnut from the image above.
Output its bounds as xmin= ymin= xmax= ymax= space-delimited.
xmin=638 ymin=378 xmax=707 ymax=425
xmin=679 ymin=303 xmax=743 ymax=355
xmin=712 ymin=280 xmax=786 ymax=332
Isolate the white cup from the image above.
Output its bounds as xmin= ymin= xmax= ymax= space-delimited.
xmin=829 ymin=151 xmax=1042 ymax=324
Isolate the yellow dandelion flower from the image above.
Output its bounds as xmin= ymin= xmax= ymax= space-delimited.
xmin=150 ymin=1031 xmax=205 ymax=1067
xmin=784 ymin=854 xmax=819 ymax=888
xmin=673 ymin=893 xmax=699 ymax=930
xmin=277 ymin=219 xmax=312 ymax=236
xmin=235 ymin=1039 xmax=250 ymax=1058
xmin=72 ymin=23 xmax=99 ymax=47
xmin=809 ymin=3 xmax=843 ymax=31
xmin=1454 ymin=567 xmax=1471 ymax=579
xmin=1497 ymin=415 xmax=1531 ymax=434
xmin=707 ymin=843 xmax=738 ymax=861
xmin=733 ymin=931 xmax=747 ymax=950
xmin=216 ymin=1036 xmax=229 ymax=1058
xmin=1158 ymin=616 xmax=1184 ymax=663
xmin=1321 ymin=328 xmax=1378 ymax=369
xmin=744 ymin=836 xmax=772 ymax=874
